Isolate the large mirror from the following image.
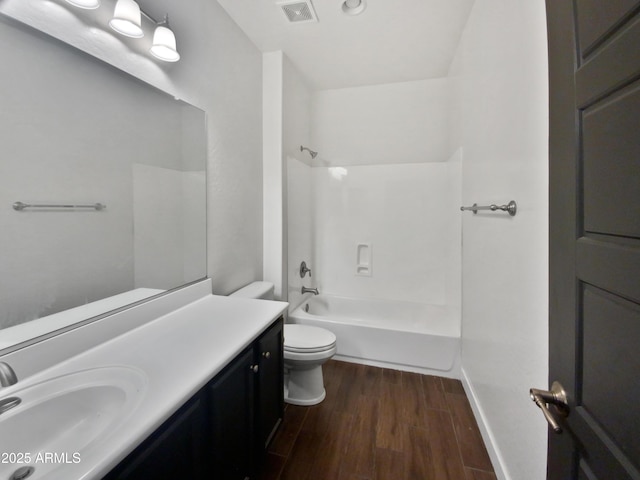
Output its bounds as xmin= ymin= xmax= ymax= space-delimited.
xmin=0 ymin=14 xmax=207 ymax=352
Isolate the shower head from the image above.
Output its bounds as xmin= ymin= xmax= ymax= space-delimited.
xmin=300 ymin=145 xmax=318 ymax=159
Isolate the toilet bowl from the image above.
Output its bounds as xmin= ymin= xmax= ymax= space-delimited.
xmin=229 ymin=281 xmax=337 ymax=406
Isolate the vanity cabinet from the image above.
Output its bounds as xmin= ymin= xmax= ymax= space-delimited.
xmin=256 ymin=318 xmax=284 ymax=451
xmin=208 ymin=347 xmax=256 ymax=479
xmin=209 ymin=317 xmax=284 ymax=479
xmin=105 ymin=317 xmax=283 ymax=480
xmin=104 ymin=398 xmax=206 ymax=479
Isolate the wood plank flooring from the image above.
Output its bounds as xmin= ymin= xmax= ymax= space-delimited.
xmin=258 ymin=360 xmax=497 ymax=480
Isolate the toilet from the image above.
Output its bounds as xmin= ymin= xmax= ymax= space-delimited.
xmin=230 ymin=282 xmax=337 ymax=406
xmin=282 ymin=324 xmax=336 ymax=405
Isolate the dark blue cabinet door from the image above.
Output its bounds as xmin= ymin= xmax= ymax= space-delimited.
xmin=105 ymin=398 xmax=206 ymax=480
xmin=256 ymin=319 xmax=284 ymax=452
xmin=208 ymin=347 xmax=256 ymax=480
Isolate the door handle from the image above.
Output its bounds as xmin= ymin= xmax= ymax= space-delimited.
xmin=529 ymin=381 xmax=570 ymax=433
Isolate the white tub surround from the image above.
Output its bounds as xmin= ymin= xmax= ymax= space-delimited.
xmin=0 ymin=294 xmax=287 ymax=480
xmin=312 ymin=160 xmax=458 ymax=307
xmin=289 ymin=295 xmax=460 ymax=377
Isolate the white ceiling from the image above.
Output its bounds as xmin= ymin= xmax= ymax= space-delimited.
xmin=216 ymin=0 xmax=475 ymax=91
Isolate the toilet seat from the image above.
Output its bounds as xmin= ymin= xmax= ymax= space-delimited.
xmin=285 ymin=344 xmax=336 ymax=354
xmin=284 ymin=324 xmax=336 ymax=353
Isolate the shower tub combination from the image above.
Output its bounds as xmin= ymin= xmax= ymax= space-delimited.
xmin=288 ymin=294 xmax=460 ymax=376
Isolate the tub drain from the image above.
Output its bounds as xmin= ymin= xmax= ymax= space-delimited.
xmin=9 ymin=466 xmax=35 ymax=480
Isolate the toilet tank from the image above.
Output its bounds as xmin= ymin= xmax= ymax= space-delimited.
xmin=229 ymin=281 xmax=274 ymax=300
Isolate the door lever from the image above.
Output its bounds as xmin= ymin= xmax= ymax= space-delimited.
xmin=529 ymin=381 xmax=569 ymax=433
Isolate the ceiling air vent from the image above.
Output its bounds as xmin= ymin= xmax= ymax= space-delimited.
xmin=277 ymin=0 xmax=319 ymax=23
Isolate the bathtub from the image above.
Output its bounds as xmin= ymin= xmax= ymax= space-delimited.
xmin=288 ymin=295 xmax=460 ymax=376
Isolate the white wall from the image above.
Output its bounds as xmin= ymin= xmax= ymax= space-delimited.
xmin=450 ymin=0 xmax=549 ymax=478
xmin=164 ymin=0 xmax=263 ymax=295
xmin=263 ymin=53 xmax=315 ymax=304
xmin=263 ymin=51 xmax=285 ymax=300
xmin=0 ymin=0 xmax=265 ymax=296
xmin=312 ymin=79 xmax=450 ymax=165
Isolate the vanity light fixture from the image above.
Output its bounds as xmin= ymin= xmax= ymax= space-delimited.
xmin=109 ymin=0 xmax=144 ymax=38
xmin=341 ymin=0 xmax=366 ymax=15
xmin=64 ymin=0 xmax=100 ymax=9
xmin=150 ymin=15 xmax=180 ymax=63
xmin=65 ymin=0 xmax=181 ymax=62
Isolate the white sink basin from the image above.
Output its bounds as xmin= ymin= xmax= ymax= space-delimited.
xmin=0 ymin=366 xmax=147 ymax=479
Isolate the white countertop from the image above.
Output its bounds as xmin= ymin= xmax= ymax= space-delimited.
xmin=0 ymin=294 xmax=288 ymax=480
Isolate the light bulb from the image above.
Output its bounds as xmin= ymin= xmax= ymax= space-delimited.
xmin=109 ymin=0 xmax=144 ymax=38
xmin=150 ymin=25 xmax=180 ymax=62
xmin=64 ymin=0 xmax=100 ymax=9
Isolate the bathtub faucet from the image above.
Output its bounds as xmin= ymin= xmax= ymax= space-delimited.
xmin=0 ymin=362 xmax=18 ymax=387
xmin=301 ymin=286 xmax=319 ymax=295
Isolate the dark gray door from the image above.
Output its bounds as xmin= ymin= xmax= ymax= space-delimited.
xmin=546 ymin=1 xmax=640 ymax=479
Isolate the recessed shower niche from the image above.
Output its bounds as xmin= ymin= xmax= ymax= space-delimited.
xmin=0 ymin=14 xmax=207 ymax=351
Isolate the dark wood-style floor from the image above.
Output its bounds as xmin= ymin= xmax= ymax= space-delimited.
xmin=258 ymin=360 xmax=497 ymax=480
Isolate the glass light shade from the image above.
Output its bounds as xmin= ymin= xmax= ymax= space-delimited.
xmin=64 ymin=0 xmax=100 ymax=9
xmin=150 ymin=26 xmax=180 ymax=62
xmin=109 ymin=0 xmax=144 ymax=38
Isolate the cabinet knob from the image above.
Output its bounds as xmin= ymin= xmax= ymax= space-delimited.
xmin=250 ymin=364 xmax=259 ymax=373
xmin=262 ymin=351 xmax=271 ymax=359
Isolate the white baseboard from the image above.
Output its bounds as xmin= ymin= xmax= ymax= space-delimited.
xmin=460 ymin=367 xmax=509 ymax=480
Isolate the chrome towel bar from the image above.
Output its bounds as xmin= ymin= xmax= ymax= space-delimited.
xmin=460 ymin=200 xmax=517 ymax=216
xmin=12 ymin=201 xmax=106 ymax=211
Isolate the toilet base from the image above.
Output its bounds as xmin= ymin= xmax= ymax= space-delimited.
xmin=285 ymin=387 xmax=326 ymax=406
xmin=284 ymin=363 xmax=327 ymax=406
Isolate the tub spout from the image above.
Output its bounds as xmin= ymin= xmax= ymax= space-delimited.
xmin=301 ymin=286 xmax=319 ymax=295
xmin=0 ymin=362 xmax=17 ymax=387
